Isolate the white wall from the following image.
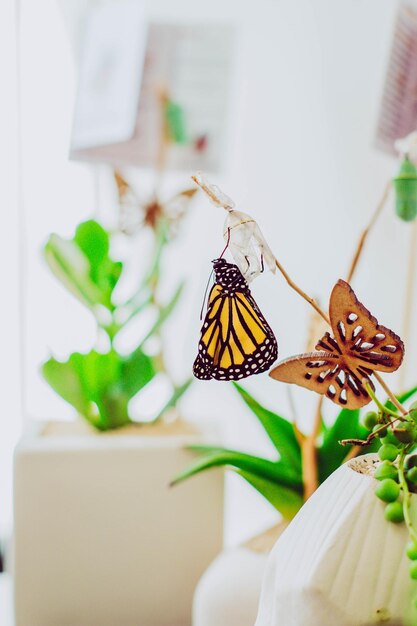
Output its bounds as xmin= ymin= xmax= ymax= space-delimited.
xmin=0 ymin=0 xmax=20 ymax=540
xmin=4 ymin=0 xmax=411 ymax=544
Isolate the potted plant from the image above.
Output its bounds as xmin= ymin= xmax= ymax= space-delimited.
xmin=13 ymin=184 xmax=224 ymax=626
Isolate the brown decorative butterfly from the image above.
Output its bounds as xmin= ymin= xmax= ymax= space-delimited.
xmin=269 ymin=279 xmax=404 ymax=409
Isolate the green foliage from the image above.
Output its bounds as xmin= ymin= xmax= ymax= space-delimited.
xmin=173 ymin=384 xmax=417 ymax=520
xmin=233 ymin=383 xmax=301 ymax=470
xmin=317 ymin=408 xmax=380 ymax=483
xmin=42 ymin=218 xmax=190 ymax=430
xmin=165 ymin=100 xmax=187 ymax=144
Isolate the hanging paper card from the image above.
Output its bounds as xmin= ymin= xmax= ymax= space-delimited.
xmin=376 ymin=1 xmax=417 ymax=154
xmin=71 ymin=10 xmax=235 ymax=173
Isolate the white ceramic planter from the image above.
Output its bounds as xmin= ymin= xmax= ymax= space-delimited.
xmin=256 ymin=454 xmax=417 ymax=626
xmin=13 ymin=419 xmax=224 ymax=626
xmin=193 ymin=524 xmax=286 ymax=626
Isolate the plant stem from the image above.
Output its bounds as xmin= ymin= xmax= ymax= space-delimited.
xmin=398 ymin=448 xmax=417 ymax=545
xmin=273 ymin=258 xmax=330 ymax=324
xmin=374 ymin=372 xmax=407 ymax=416
xmin=364 ymin=380 xmax=403 ymax=419
xmin=302 ymin=396 xmax=323 ymax=499
xmin=346 ymin=181 xmax=391 ymax=283
xmin=286 ymin=387 xmax=305 ymax=446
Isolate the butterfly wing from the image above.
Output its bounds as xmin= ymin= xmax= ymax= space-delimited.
xmin=269 ymin=351 xmax=373 ymax=409
xmin=269 ymin=279 xmax=403 ymax=409
xmin=162 ymin=188 xmax=198 ymax=237
xmin=114 ymin=170 xmax=145 ymax=235
xmin=323 ymin=279 xmax=404 ymax=374
xmin=193 ymin=286 xmax=278 ymax=381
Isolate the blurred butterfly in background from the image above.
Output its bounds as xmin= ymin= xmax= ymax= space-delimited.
xmin=269 ymin=279 xmax=404 ymax=409
xmin=114 ymin=170 xmax=197 ymax=237
xmin=193 ymin=258 xmax=278 ymax=381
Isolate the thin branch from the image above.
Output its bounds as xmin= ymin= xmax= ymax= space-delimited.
xmin=302 ymin=395 xmax=324 ymax=499
xmin=340 ymin=416 xmax=403 ymax=447
xmin=274 ymin=258 xmax=330 ymax=324
xmin=286 ymin=387 xmax=304 ymax=446
xmin=346 ymin=181 xmax=391 ymax=283
xmin=374 ymin=372 xmax=407 ymax=416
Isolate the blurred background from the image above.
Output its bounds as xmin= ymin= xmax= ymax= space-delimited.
xmin=1 ymin=0 xmax=415 ymax=560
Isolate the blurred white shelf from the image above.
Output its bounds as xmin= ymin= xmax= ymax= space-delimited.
xmin=0 ymin=574 xmax=13 ymax=625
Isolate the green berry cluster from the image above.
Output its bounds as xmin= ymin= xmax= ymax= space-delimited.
xmin=362 ymin=401 xmax=417 ymax=593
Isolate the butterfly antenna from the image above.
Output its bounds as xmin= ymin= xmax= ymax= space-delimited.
xmin=218 ymin=227 xmax=231 ymax=260
xmin=200 ymin=268 xmax=214 ymax=320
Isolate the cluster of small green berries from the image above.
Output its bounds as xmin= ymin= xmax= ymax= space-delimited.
xmin=362 ymin=402 xmax=417 ymax=588
xmin=363 ymin=407 xmax=417 ymax=506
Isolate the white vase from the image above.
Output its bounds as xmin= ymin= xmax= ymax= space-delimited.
xmin=255 ymin=454 xmax=417 ymax=626
xmin=13 ymin=419 xmax=224 ymax=626
xmin=193 ymin=523 xmax=287 ymax=626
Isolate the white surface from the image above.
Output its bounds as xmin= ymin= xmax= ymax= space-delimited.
xmin=193 ymin=547 xmax=267 ymax=626
xmin=256 ymin=455 xmax=417 ymax=626
xmin=0 ymin=574 xmax=13 ymax=626
xmin=13 ymin=423 xmax=224 ymax=626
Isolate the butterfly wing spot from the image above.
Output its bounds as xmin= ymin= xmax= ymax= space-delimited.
xmin=347 ymin=312 xmax=359 ymax=324
xmin=357 ymin=341 xmax=375 ymax=351
xmin=352 ymin=325 xmax=363 ymax=339
xmin=381 ymin=345 xmax=398 ymax=353
xmin=373 ymin=333 xmax=386 ymax=342
xmin=306 ymin=360 xmax=327 ymax=368
xmin=317 ymin=368 xmax=333 ymax=382
xmin=327 ymin=384 xmax=336 ymax=399
xmin=335 ymin=369 xmax=346 ymax=387
xmin=337 ymin=321 xmax=346 ymax=342
xmin=340 ymin=389 xmax=347 ymax=404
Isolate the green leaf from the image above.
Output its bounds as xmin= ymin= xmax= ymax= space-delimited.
xmin=236 ymin=469 xmax=303 ymax=519
xmin=42 ymin=356 xmax=93 ymax=418
xmin=141 ymin=282 xmax=184 ymax=346
xmin=42 ymin=350 xmax=133 ymax=431
xmin=76 ymin=351 xmax=121 ymax=400
xmin=44 ymin=234 xmax=103 ymax=309
xmin=318 ymin=407 xmax=379 ymax=483
xmin=74 ymin=220 xmax=109 ymax=283
xmin=153 ymin=378 xmax=193 ymax=422
xmin=233 ymin=383 xmax=301 ymax=470
xmin=45 ymin=222 xmax=123 ymax=313
xmin=171 ymin=446 xmax=302 ymax=491
xmin=121 ymin=347 xmax=156 ymax=398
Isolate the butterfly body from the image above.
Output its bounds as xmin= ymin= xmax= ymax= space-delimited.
xmin=193 ymin=258 xmax=278 ymax=381
xmin=270 ymin=280 xmax=404 ymax=409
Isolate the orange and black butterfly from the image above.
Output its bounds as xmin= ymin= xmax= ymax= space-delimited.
xmin=193 ymin=258 xmax=278 ymax=381
xmin=269 ymin=279 xmax=404 ymax=409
